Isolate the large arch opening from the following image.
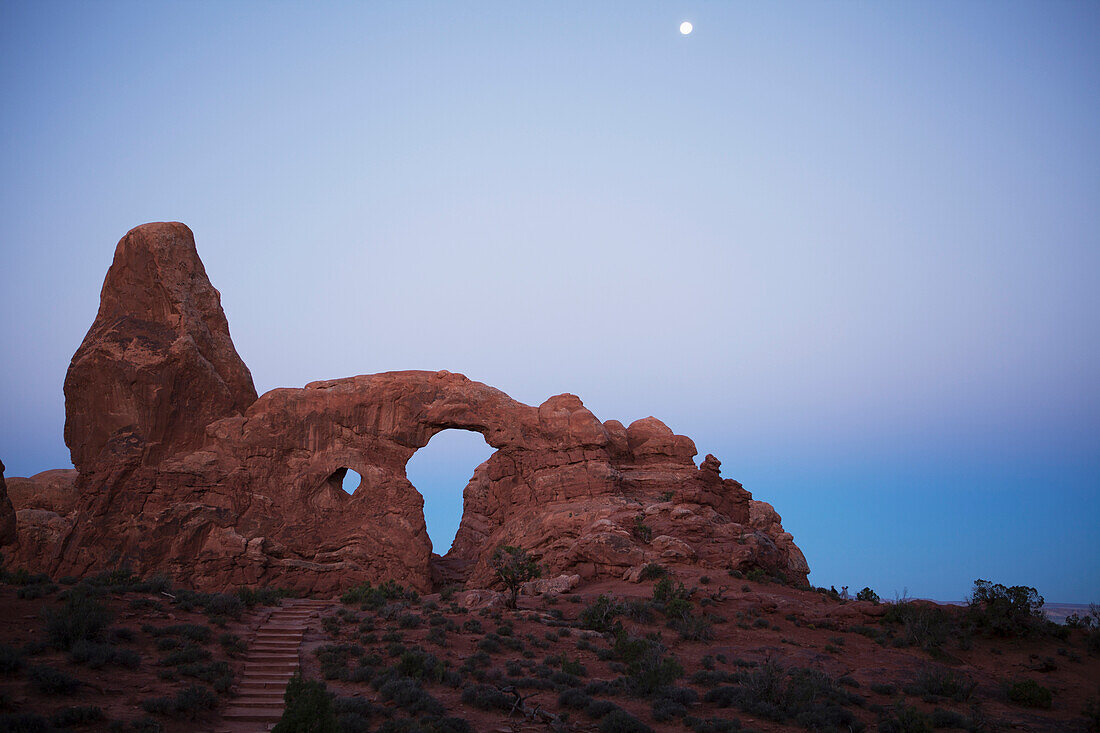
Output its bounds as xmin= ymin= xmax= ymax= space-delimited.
xmin=405 ymin=429 xmax=494 ymax=555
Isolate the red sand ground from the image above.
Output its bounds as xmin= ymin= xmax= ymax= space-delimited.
xmin=1 ymin=571 xmax=1097 ymax=732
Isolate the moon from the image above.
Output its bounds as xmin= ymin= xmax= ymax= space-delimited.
xmin=679 ymin=21 xmax=693 ymax=35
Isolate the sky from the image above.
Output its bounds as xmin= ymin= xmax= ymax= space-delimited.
xmin=1 ymin=1 xmax=1097 ymax=603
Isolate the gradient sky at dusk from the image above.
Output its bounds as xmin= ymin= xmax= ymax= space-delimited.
xmin=1 ymin=1 xmax=1097 ymax=602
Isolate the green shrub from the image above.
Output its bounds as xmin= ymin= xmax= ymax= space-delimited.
xmin=880 ymin=600 xmax=954 ymax=654
xmin=0 ymin=713 xmax=51 ymax=732
xmin=43 ymin=595 xmax=112 ymax=650
xmin=237 ymin=586 xmax=294 ymax=607
xmin=1005 ymin=678 xmax=1052 ymax=709
xmin=877 ymin=703 xmax=932 ymax=733
xmin=49 ymin=705 xmax=104 ymax=726
xmin=161 ymin=643 xmax=211 ymax=666
xmin=490 ymin=545 xmax=540 ymax=608
xmin=599 ymin=709 xmax=653 ymax=733
xmin=28 ymin=665 xmax=81 ymax=695
xmin=856 ymin=587 xmax=880 ymax=604
xmin=684 ymin=717 xmax=742 ymax=733
xmin=640 ymin=564 xmax=668 ymax=581
xmin=967 ymin=580 xmax=1045 ymax=637
xmin=462 ymin=683 xmax=514 ymax=711
xmin=0 ymin=644 xmax=24 ymax=674
xmin=341 ymin=580 xmax=418 ymax=609
xmin=611 ymin=631 xmax=683 ymax=696
xmin=579 ymin=595 xmax=625 ymax=633
xmin=376 ymin=676 xmax=443 ymax=716
xmin=631 ymin=515 xmax=653 ymax=544
xmin=273 ymin=673 xmax=338 ymax=731
xmin=69 ymin=640 xmax=141 ymax=669
xmin=904 ymin=666 xmax=975 ymax=702
xmin=219 ymin=632 xmax=247 ymax=656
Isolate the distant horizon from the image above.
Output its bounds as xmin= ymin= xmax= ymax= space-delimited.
xmin=2 ymin=2 xmax=1097 ymax=603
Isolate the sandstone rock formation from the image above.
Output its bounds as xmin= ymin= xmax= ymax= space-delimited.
xmin=63 ymin=222 xmax=257 ymax=473
xmin=0 ymin=461 xmax=16 ymax=547
xmin=5 ymin=470 xmax=79 ymax=565
xmin=11 ymin=222 xmax=809 ymax=594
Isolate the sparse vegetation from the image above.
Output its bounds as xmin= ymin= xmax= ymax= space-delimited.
xmin=489 ymin=545 xmax=541 ymax=608
xmin=273 ymin=672 xmax=339 ymax=731
xmin=1005 ymin=678 xmax=1053 ymax=709
xmin=967 ymin=579 xmax=1045 ymax=637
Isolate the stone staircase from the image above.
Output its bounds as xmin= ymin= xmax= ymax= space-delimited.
xmin=219 ymin=598 xmax=333 ymax=731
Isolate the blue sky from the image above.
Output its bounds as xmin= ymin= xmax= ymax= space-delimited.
xmin=1 ymin=1 xmax=1097 ymax=602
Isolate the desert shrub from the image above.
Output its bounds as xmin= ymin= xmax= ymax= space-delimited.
xmin=611 ymin=631 xmax=683 ymax=696
xmin=877 ymin=703 xmax=932 ymax=733
xmin=462 ymin=683 xmax=514 ymax=711
xmin=967 ymin=580 xmax=1045 ymax=637
xmin=856 ymin=587 xmax=880 ymax=604
xmin=0 ymin=713 xmax=51 ymax=732
xmin=18 ymin=583 xmax=58 ymax=599
xmin=1 ymin=567 xmax=51 ymax=586
xmin=0 ymin=644 xmax=24 ymax=674
xmin=652 ymin=696 xmax=687 ymax=722
xmin=559 ymin=688 xmax=593 ymax=710
xmin=237 ymin=586 xmax=294 ymax=607
xmin=49 ymin=705 xmax=104 ymax=726
xmin=377 ymin=719 xmax=470 ymax=733
xmin=69 ymin=640 xmax=141 ymax=669
xmin=652 ymin=577 xmax=694 ymax=622
xmin=599 ymin=709 xmax=653 ymax=733
xmin=161 ymin=643 xmax=211 ymax=666
xmin=682 ymin=717 xmax=743 ymax=726
xmin=631 ymin=515 xmax=653 ymax=544
xmin=203 ymin=592 xmax=244 ymax=620
xmin=341 ymin=580 xmax=418 ymax=609
xmin=1005 ymin=678 xmax=1052 ymax=708
xmin=377 ymin=676 xmax=443 ymax=716
xmin=397 ymin=613 xmax=423 ymax=629
xmin=218 ymin=632 xmax=247 ymax=656
xmin=928 ymin=708 xmax=969 ymax=729
xmin=28 ymin=665 xmax=81 ymax=695
xmin=461 ymin=618 xmax=483 ymax=634
xmin=870 ymin=682 xmax=897 ymax=696
xmin=880 ymin=600 xmax=954 ymax=654
xmin=397 ymin=649 xmax=447 ymax=682
xmin=145 ymin=623 xmax=211 ymax=643
xmin=177 ymin=660 xmax=233 ymax=692
xmin=273 ymin=672 xmax=338 ymax=732
xmin=684 ymin=717 xmax=742 ymax=733
xmin=904 ymin=666 xmax=975 ymax=703
xmin=43 ymin=595 xmax=112 ymax=650
xmin=580 ymin=595 xmax=626 ymax=633
xmin=490 ymin=545 xmax=541 ymax=608
xmin=674 ymin=614 xmax=715 ymax=641
xmin=640 ymin=564 xmax=668 ymax=581
xmin=704 ymin=661 xmax=863 ymax=729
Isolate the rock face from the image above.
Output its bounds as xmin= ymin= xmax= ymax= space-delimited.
xmin=5 ymin=470 xmax=79 ymax=563
xmin=0 ymin=461 xmax=16 ymax=546
xmin=21 ymin=222 xmax=808 ymax=594
xmin=64 ymin=222 xmax=257 ymax=473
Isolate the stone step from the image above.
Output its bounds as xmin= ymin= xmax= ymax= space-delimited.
xmin=233 ymin=695 xmax=284 ymax=704
xmin=244 ymin=654 xmax=299 ymax=662
xmin=223 ymin=707 xmax=283 ymax=721
xmin=241 ymin=674 xmax=295 ymax=684
xmin=244 ymin=660 xmax=299 ymax=669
